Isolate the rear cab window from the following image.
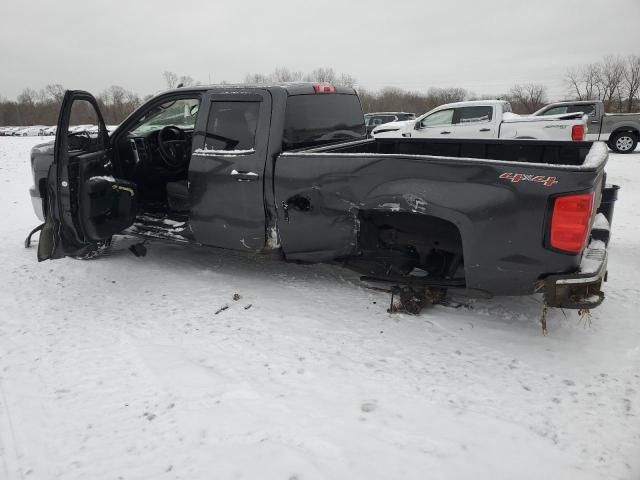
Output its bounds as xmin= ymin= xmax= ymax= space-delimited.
xmin=541 ymin=106 xmax=568 ymax=116
xmin=283 ymin=94 xmax=366 ymax=150
xmin=454 ymin=106 xmax=493 ymax=124
xmin=567 ymin=104 xmax=596 ymax=117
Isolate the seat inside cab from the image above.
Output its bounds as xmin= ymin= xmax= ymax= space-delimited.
xmin=115 ymin=97 xmax=200 ymax=216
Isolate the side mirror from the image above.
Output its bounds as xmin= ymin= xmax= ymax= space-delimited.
xmin=414 ymin=121 xmax=422 ymax=130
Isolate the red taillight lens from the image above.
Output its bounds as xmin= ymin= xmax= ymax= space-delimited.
xmin=313 ymin=83 xmax=337 ymax=93
xmin=571 ymin=124 xmax=585 ymax=141
xmin=550 ymin=193 xmax=594 ymax=253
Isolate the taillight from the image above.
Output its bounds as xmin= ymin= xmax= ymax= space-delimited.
xmin=550 ymin=193 xmax=594 ymax=253
xmin=571 ymin=124 xmax=585 ymax=141
xmin=313 ymin=83 xmax=337 ymax=93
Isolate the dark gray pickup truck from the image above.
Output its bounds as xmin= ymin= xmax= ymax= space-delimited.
xmin=29 ymin=84 xmax=619 ymax=309
xmin=534 ymin=100 xmax=640 ymax=153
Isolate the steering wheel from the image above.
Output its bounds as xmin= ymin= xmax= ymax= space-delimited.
xmin=157 ymin=126 xmax=187 ymax=173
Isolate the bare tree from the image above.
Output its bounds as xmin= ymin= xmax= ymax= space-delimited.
xmin=428 ymin=87 xmax=467 ymax=105
xmin=336 ymin=73 xmax=357 ymax=88
xmin=163 ymin=71 xmax=179 ymax=89
xmin=244 ymin=72 xmax=270 ymax=84
xmin=566 ymin=63 xmax=601 ymax=100
xmin=272 ymin=67 xmax=304 ymax=83
xmin=508 ymin=84 xmax=548 ymax=113
xmin=622 ymin=54 xmax=640 ymax=112
xmin=598 ymin=55 xmax=626 ymax=110
xmin=17 ymin=88 xmax=37 ymax=106
xmin=45 ymin=84 xmax=66 ymax=102
xmin=305 ymin=67 xmax=336 ymax=83
xmin=178 ymin=75 xmax=195 ymax=87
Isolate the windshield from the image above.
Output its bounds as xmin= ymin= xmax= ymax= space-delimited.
xmin=130 ymin=98 xmax=200 ymax=136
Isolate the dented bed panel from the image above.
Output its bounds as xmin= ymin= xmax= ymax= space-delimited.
xmin=274 ymin=150 xmax=605 ymax=295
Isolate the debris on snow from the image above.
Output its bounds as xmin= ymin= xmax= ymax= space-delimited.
xmin=387 ymin=286 xmax=446 ymax=315
xmin=128 ymin=242 xmax=147 ymax=257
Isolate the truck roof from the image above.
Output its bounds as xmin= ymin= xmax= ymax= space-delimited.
xmin=159 ymin=82 xmax=357 ymax=97
xmin=435 ymin=99 xmax=510 ymax=110
xmin=365 ymin=112 xmax=414 ymax=116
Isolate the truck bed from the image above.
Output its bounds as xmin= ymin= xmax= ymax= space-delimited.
xmin=273 ymin=139 xmax=608 ymax=297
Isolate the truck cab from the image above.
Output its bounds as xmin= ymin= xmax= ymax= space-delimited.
xmin=34 ymin=84 xmax=366 ymax=260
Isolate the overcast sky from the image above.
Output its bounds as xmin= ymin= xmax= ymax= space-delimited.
xmin=1 ymin=0 xmax=639 ymax=100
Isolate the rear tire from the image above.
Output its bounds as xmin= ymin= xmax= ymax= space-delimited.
xmin=609 ymin=132 xmax=638 ymax=154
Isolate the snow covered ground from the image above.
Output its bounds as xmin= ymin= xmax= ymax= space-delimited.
xmin=0 ymin=137 xmax=638 ymax=480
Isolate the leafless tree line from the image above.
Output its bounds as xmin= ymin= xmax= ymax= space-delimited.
xmin=243 ymin=66 xmax=357 ymax=88
xmin=2 ymin=56 xmax=639 ymax=127
xmin=0 ymin=84 xmax=142 ymax=126
xmin=566 ymin=54 xmax=640 ymax=112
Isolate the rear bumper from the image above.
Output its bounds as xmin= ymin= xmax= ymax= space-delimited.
xmin=542 ymin=240 xmax=607 ymax=309
xmin=29 ymin=186 xmax=44 ymax=221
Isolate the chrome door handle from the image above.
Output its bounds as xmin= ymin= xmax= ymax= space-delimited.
xmin=230 ymin=170 xmax=259 ymax=182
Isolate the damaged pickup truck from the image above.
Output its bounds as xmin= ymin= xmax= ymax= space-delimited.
xmin=28 ymin=84 xmax=619 ymax=310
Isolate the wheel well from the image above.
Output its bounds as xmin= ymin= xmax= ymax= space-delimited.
xmin=611 ymin=128 xmax=639 ymax=139
xmin=347 ymin=210 xmax=465 ymax=279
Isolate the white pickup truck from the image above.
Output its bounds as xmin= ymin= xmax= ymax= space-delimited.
xmin=371 ymin=100 xmax=587 ymax=142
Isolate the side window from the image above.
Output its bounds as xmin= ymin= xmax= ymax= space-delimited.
xmin=204 ymin=101 xmax=260 ymax=151
xmin=419 ymin=109 xmax=454 ymax=128
xmin=567 ymin=104 xmax=596 ymax=117
xmin=372 ymin=115 xmax=395 ymax=126
xmin=455 ymin=106 xmax=493 ymax=124
xmin=68 ymin=99 xmax=103 ymax=152
xmin=541 ymin=106 xmax=568 ymax=116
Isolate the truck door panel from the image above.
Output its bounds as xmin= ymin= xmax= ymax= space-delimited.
xmin=413 ymin=108 xmax=455 ymax=139
xmin=38 ymin=91 xmax=136 ymax=261
xmin=188 ymin=92 xmax=271 ymax=251
xmin=450 ymin=106 xmax=496 ymax=138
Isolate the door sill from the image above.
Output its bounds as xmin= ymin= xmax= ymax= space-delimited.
xmin=124 ymin=212 xmax=194 ymax=244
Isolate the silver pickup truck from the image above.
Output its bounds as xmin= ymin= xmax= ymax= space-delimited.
xmin=534 ymin=100 xmax=640 ymax=154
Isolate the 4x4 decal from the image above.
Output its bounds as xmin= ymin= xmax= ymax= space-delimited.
xmin=499 ymin=172 xmax=558 ymax=187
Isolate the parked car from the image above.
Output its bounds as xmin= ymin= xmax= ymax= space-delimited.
xmin=3 ymin=127 xmax=18 ymax=136
xmin=365 ymin=112 xmax=415 ymax=136
xmin=372 ymin=100 xmax=588 ymax=142
xmin=29 ymin=85 xmax=618 ymax=310
xmin=533 ymin=100 xmax=640 ymax=154
xmin=21 ymin=126 xmax=48 ymax=136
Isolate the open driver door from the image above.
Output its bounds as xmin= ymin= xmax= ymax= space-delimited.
xmin=38 ymin=90 xmax=136 ymax=261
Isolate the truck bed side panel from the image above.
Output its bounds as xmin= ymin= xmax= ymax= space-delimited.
xmin=274 ymin=152 xmax=604 ymax=295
